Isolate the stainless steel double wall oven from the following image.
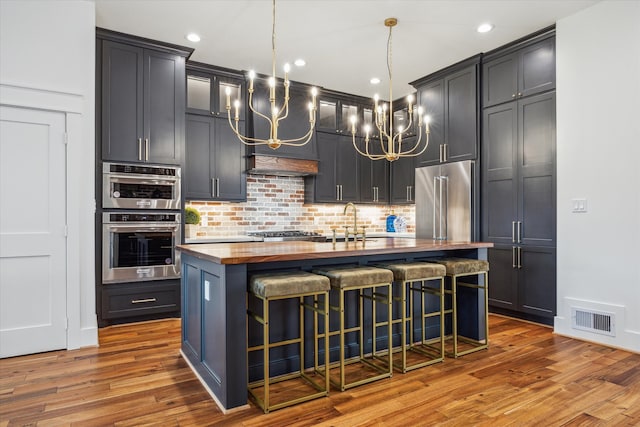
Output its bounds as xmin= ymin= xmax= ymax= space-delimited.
xmin=101 ymin=162 xmax=182 ymax=284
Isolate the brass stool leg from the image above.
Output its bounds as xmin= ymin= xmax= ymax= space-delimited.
xmin=263 ymin=296 xmax=270 ymax=410
xmin=452 ymin=274 xmax=458 ymax=358
xmin=439 ymin=276 xmax=445 ymax=360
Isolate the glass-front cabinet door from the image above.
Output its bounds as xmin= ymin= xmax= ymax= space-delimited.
xmin=186 ymin=67 xmax=244 ymax=118
xmin=317 ymin=98 xmax=337 ymax=132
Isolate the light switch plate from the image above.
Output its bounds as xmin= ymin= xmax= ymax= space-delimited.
xmin=572 ymin=198 xmax=588 ymax=213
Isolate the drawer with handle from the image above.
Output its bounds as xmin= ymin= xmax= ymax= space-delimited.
xmin=101 ymin=280 xmax=180 ymax=319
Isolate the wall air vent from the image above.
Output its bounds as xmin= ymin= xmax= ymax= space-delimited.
xmin=571 ymin=307 xmax=616 ymax=337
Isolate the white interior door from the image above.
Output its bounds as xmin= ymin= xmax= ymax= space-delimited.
xmin=0 ymin=105 xmax=67 ymax=358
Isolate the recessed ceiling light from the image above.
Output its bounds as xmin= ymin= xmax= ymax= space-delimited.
xmin=370 ymin=77 xmax=381 ymax=85
xmin=294 ymin=59 xmax=306 ymax=67
xmin=186 ymin=33 xmax=201 ymax=42
xmin=477 ymin=23 xmax=494 ymax=33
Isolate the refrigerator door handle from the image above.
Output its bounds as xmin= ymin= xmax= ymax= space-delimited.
xmin=433 ymin=176 xmax=438 ymax=238
xmin=440 ymin=176 xmax=449 ymax=240
xmin=517 ymin=221 xmax=522 ymax=243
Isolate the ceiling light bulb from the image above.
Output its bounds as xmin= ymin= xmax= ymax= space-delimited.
xmin=370 ymin=77 xmax=381 ymax=85
xmin=294 ymin=59 xmax=306 ymax=67
xmin=186 ymin=33 xmax=201 ymax=42
xmin=477 ymin=23 xmax=494 ymax=33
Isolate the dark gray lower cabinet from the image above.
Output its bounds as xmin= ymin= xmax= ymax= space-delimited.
xmin=488 ymin=244 xmax=556 ymax=323
xmin=185 ymin=114 xmax=246 ymax=201
xmin=101 ymin=279 xmax=180 ymax=323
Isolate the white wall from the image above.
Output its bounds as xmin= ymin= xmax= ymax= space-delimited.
xmin=555 ymin=1 xmax=640 ymax=352
xmin=0 ymin=1 xmax=97 ymax=348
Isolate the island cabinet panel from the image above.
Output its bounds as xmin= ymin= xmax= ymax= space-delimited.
xmin=180 ymin=253 xmax=247 ymax=410
xmin=482 ymin=29 xmax=556 ymax=324
xmin=182 ymin=263 xmax=202 ymax=361
xmin=412 ymin=57 xmax=480 ymax=167
xmin=100 ymin=39 xmax=187 ymax=165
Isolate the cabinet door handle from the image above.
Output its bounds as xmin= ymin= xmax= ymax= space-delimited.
xmin=439 ymin=144 xmax=443 ymax=163
xmin=216 ymin=178 xmax=220 ymax=197
xmin=137 ymin=138 xmax=143 ymax=161
xmin=517 ymin=221 xmax=522 ymax=243
xmin=512 ymin=221 xmax=516 ymax=243
xmin=144 ymin=138 xmax=150 ymax=161
xmin=132 ymin=298 xmax=157 ymax=304
xmin=512 ymin=246 xmax=517 ymax=268
xmin=444 ymin=144 xmax=448 ymax=162
xmin=211 ymin=178 xmax=216 ymax=197
xmin=517 ymin=246 xmax=522 ymax=269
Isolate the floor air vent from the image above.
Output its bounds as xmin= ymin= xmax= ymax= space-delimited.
xmin=571 ymin=307 xmax=615 ymax=337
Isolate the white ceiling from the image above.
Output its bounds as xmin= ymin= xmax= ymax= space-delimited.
xmin=95 ymin=0 xmax=599 ymax=98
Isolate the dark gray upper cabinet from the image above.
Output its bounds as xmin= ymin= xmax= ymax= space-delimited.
xmin=249 ymin=79 xmax=318 ymax=160
xmin=482 ymin=92 xmax=556 ymax=247
xmin=358 ymin=150 xmax=389 ymax=204
xmin=412 ymin=57 xmax=480 ymax=166
xmin=100 ymin=38 xmax=187 ymax=165
xmin=305 ymin=132 xmax=358 ymax=203
xmin=185 ymin=114 xmax=246 ymax=202
xmin=483 ymin=36 xmax=555 ymax=108
xmin=389 ymin=154 xmax=415 ymax=205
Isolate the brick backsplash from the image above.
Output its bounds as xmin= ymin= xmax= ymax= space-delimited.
xmin=186 ymin=175 xmax=415 ymax=237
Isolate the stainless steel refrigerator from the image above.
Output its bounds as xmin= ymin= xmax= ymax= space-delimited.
xmin=415 ymin=160 xmax=475 ymax=241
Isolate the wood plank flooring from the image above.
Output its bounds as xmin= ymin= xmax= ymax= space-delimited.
xmin=1 ymin=315 xmax=639 ymax=426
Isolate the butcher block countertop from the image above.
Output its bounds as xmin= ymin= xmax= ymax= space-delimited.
xmin=177 ymin=238 xmax=493 ymax=265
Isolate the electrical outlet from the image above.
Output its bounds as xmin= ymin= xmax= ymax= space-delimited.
xmin=572 ymin=198 xmax=588 ymax=213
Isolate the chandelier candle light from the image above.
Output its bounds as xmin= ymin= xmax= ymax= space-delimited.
xmin=226 ymin=0 xmax=318 ymax=149
xmin=351 ymin=18 xmax=430 ymax=162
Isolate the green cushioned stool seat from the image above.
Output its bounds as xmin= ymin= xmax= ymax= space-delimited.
xmin=383 ymin=262 xmax=446 ymax=282
xmin=432 ymin=258 xmax=489 ymax=275
xmin=311 ymin=266 xmax=393 ymax=289
xmin=250 ymin=271 xmax=330 ymax=298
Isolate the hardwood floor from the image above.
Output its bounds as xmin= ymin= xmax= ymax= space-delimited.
xmin=1 ymin=315 xmax=639 ymax=426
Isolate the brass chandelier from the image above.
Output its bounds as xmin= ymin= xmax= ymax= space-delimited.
xmin=226 ymin=0 xmax=318 ymax=149
xmin=350 ymin=18 xmax=430 ymax=162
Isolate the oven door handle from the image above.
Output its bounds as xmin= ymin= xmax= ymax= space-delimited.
xmin=106 ymin=175 xmax=179 ymax=184
xmin=106 ymin=225 xmax=179 ymax=233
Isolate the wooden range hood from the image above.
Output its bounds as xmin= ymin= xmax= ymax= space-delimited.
xmin=247 ymin=155 xmax=318 ymax=177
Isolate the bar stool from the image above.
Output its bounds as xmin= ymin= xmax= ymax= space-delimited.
xmin=247 ymin=271 xmax=330 ymax=413
xmin=431 ymin=258 xmax=489 ymax=358
xmin=312 ymin=266 xmax=393 ymax=391
xmin=380 ymin=262 xmax=446 ymax=372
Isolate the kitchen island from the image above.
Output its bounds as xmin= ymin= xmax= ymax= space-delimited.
xmin=177 ymin=238 xmax=492 ymax=412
